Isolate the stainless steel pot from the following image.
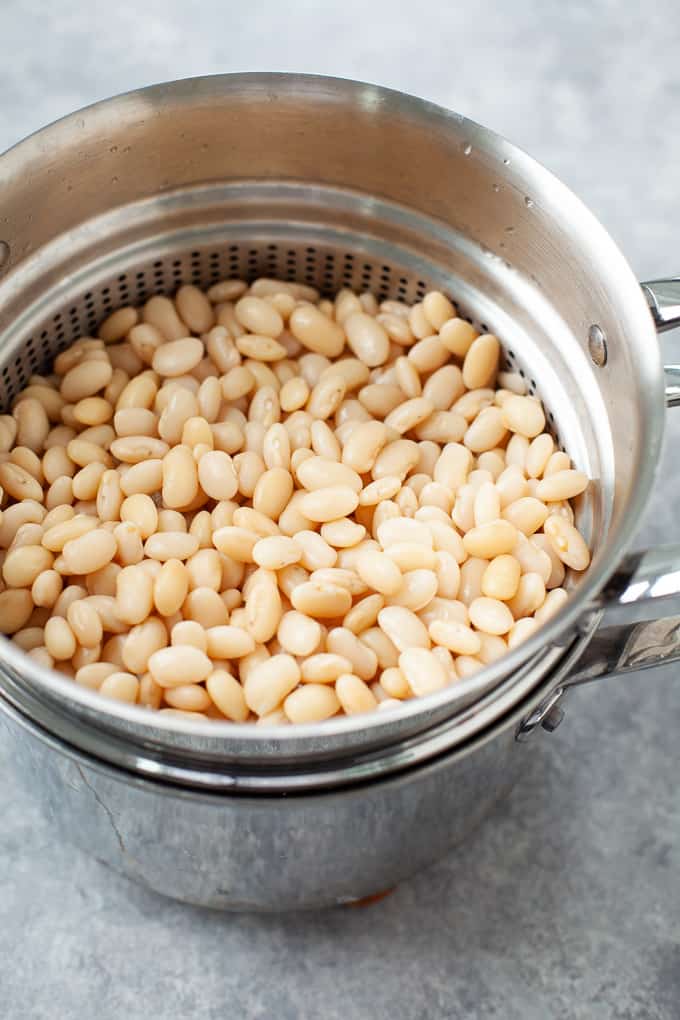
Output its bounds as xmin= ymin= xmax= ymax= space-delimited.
xmin=1 ymin=73 xmax=679 ymax=909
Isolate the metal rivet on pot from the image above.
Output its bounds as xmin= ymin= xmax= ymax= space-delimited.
xmin=540 ymin=704 xmax=565 ymax=732
xmin=0 ymin=241 xmax=10 ymax=274
xmin=588 ymin=324 xmax=608 ymax=366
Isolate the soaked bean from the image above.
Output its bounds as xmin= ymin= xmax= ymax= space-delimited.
xmin=386 ymin=542 xmax=437 ymax=572
xmin=335 ymin=673 xmax=379 ymax=714
xmin=408 ymin=336 xmax=450 ymax=374
xmin=501 ymin=394 xmax=546 ymax=438
xmin=463 ymin=520 xmax=517 ymax=558
xmin=464 ymin=407 xmax=507 ymax=454
xmin=154 ymin=559 xmax=190 ymax=616
xmin=399 ymin=647 xmax=448 ymax=696
xmin=289 ymin=305 xmax=345 ymax=357
xmin=244 ymin=654 xmax=300 ymax=715
xmin=291 ymin=581 xmax=352 ymax=618
xmin=525 ymin=433 xmax=555 ymax=478
xmin=342 ymin=420 xmax=389 ymax=473
xmin=277 ymin=610 xmax=322 ymax=657
xmin=298 ymin=486 xmax=359 ymax=523
xmin=508 ymin=572 xmax=546 ymax=618
xmin=439 ymin=317 xmax=477 ymax=357
xmin=143 ymin=296 xmax=187 ymax=341
xmin=116 ymin=565 xmax=154 ymax=626
xmin=0 ymin=589 xmax=34 ymax=633
xmin=327 ymin=627 xmax=378 ymax=680
xmin=235 ymin=295 xmax=284 ymax=338
xmin=534 ymin=587 xmax=569 ymax=624
xmin=387 ymin=568 xmax=438 ymax=611
xmin=284 ymin=683 xmax=340 ymax=723
xmin=544 ymin=515 xmax=591 ymax=571
xmin=344 ymin=313 xmax=390 ymax=367
xmin=536 ymin=470 xmax=589 ymax=502
xmin=31 ymin=569 xmax=63 ymax=609
xmin=482 ymin=555 xmax=521 ymax=601
xmin=297 ymin=456 xmax=362 ymax=493
xmin=502 ymin=496 xmax=549 ymax=536
xmin=148 ymin=644 xmax=211 ymax=688
xmin=152 ymin=338 xmax=204 ymax=378
xmin=468 ymin=596 xmax=514 ymax=635
xmin=61 ymin=529 xmax=117 ymax=574
xmin=458 ymin=558 xmax=489 ymax=606
xmin=243 ymin=568 xmax=281 ymax=642
xmin=100 ymin=672 xmax=139 ymax=703
xmin=378 ymin=605 xmax=430 ymax=652
xmin=496 ymin=465 xmax=528 ymax=508
xmin=320 ymin=517 xmax=366 ymax=549
xmin=176 ymin=285 xmax=214 ymax=334
xmin=3 ymin=545 xmax=53 ymax=588
xmin=429 ymin=619 xmax=481 ymax=656
xmin=44 ymin=616 xmax=77 ymax=660
xmin=372 ymin=439 xmax=419 ymax=481
xmin=0 ymin=462 xmax=43 ymax=503
xmin=144 ymin=531 xmax=198 ymax=562
xmin=251 ymin=462 xmax=294 ymax=516
xmin=462 ymin=334 xmax=500 ymax=389
xmin=61 ymin=360 xmax=113 ymax=403
xmin=67 ymin=598 xmax=104 ymax=648
xmin=530 ymin=533 xmax=566 ymax=589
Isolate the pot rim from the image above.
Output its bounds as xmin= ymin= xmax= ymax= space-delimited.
xmin=0 ymin=638 xmax=568 ymax=798
xmin=0 ymin=623 xmax=595 ymax=791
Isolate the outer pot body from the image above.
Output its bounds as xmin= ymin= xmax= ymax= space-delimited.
xmin=0 ymin=695 xmax=528 ymax=910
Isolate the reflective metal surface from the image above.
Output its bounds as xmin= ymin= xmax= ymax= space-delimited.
xmin=0 ymin=73 xmax=664 ymax=770
xmin=642 ymin=278 xmax=680 ymax=405
xmin=518 ymin=545 xmax=680 ymax=735
xmin=0 ymin=627 xmax=595 ymax=792
xmin=0 ymin=685 xmax=534 ymax=910
xmin=662 ymin=365 xmax=680 ymax=407
xmin=569 ymin=545 xmax=680 ymax=682
xmin=0 ymin=74 xmax=676 ymax=908
xmin=642 ymin=277 xmax=680 ymax=332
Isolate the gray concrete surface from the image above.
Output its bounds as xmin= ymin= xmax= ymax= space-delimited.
xmin=1 ymin=1 xmax=680 ymax=1017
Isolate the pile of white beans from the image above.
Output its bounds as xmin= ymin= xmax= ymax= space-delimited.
xmin=0 ymin=277 xmax=591 ymax=724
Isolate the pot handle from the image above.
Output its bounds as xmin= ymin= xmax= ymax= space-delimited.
xmin=642 ymin=277 xmax=680 ymax=333
xmin=517 ymin=545 xmax=680 ymax=738
xmin=641 ymin=278 xmax=680 ymax=406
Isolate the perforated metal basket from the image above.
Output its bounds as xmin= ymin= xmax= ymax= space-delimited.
xmin=0 ymin=74 xmax=664 ymax=788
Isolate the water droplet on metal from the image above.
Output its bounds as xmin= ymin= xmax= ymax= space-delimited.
xmin=588 ymin=325 xmax=607 ymax=366
xmin=110 ymin=145 xmax=118 ymax=153
xmin=0 ymin=240 xmax=10 ymax=273
xmin=111 ymin=176 xmax=119 ymax=185
xmin=492 ymin=184 xmax=501 ymax=193
xmin=503 ymin=158 xmax=510 ymax=165
xmin=524 ymin=196 xmax=534 ymax=208
xmin=505 ymin=225 xmax=515 ymax=234
xmin=462 ymin=142 xmax=472 ymax=156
